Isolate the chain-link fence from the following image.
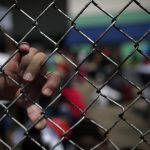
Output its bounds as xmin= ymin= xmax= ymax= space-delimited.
xmin=0 ymin=0 xmax=150 ymax=150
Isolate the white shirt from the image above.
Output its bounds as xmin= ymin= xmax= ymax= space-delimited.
xmin=0 ymin=52 xmax=9 ymax=103
xmin=0 ymin=52 xmax=9 ymax=66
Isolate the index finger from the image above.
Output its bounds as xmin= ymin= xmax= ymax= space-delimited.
xmin=4 ymin=42 xmax=30 ymax=75
xmin=18 ymin=42 xmax=30 ymax=55
xmin=12 ymin=42 xmax=30 ymax=64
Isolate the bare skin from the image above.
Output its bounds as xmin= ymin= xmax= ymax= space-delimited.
xmin=0 ymin=42 xmax=61 ymax=129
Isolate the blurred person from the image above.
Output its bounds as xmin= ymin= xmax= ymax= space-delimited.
xmin=136 ymin=58 xmax=150 ymax=99
xmin=84 ymin=49 xmax=122 ymax=106
xmin=40 ymin=49 xmax=87 ymax=149
xmin=40 ymin=85 xmax=86 ymax=150
xmin=135 ymin=42 xmax=150 ymax=124
xmin=13 ymin=127 xmax=46 ymax=150
xmin=41 ymin=117 xmax=70 ymax=150
xmin=46 ymin=48 xmax=86 ymax=122
xmin=136 ymin=41 xmax=150 ymax=99
xmin=62 ymin=86 xmax=86 ymax=123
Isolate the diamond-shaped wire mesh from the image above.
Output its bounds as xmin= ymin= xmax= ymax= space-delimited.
xmin=0 ymin=0 xmax=150 ymax=150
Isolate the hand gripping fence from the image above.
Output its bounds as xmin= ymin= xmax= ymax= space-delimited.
xmin=0 ymin=0 xmax=150 ymax=150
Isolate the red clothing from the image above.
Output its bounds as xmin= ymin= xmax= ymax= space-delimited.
xmin=47 ymin=117 xmax=70 ymax=137
xmin=62 ymin=87 xmax=86 ymax=119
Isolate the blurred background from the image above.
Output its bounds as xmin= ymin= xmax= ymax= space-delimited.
xmin=0 ymin=0 xmax=150 ymax=150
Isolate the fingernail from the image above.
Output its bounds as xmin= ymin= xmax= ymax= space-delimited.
xmin=43 ymin=88 xmax=52 ymax=96
xmin=18 ymin=42 xmax=30 ymax=54
xmin=23 ymin=72 xmax=33 ymax=81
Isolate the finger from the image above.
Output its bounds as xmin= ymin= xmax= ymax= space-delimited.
xmin=26 ymin=103 xmax=47 ymax=130
xmin=18 ymin=42 xmax=30 ymax=55
xmin=23 ymin=52 xmax=47 ymax=81
xmin=19 ymin=47 xmax=37 ymax=72
xmin=12 ymin=42 xmax=30 ymax=64
xmin=5 ymin=42 xmax=30 ymax=75
xmin=42 ymin=72 xmax=61 ymax=96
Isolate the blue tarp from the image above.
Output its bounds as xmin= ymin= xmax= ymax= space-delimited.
xmin=64 ymin=22 xmax=150 ymax=45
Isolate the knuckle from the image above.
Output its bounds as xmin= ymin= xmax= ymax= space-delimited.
xmin=36 ymin=52 xmax=47 ymax=60
xmin=30 ymin=47 xmax=38 ymax=53
xmin=51 ymin=71 xmax=62 ymax=80
xmin=49 ymin=81 xmax=60 ymax=92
